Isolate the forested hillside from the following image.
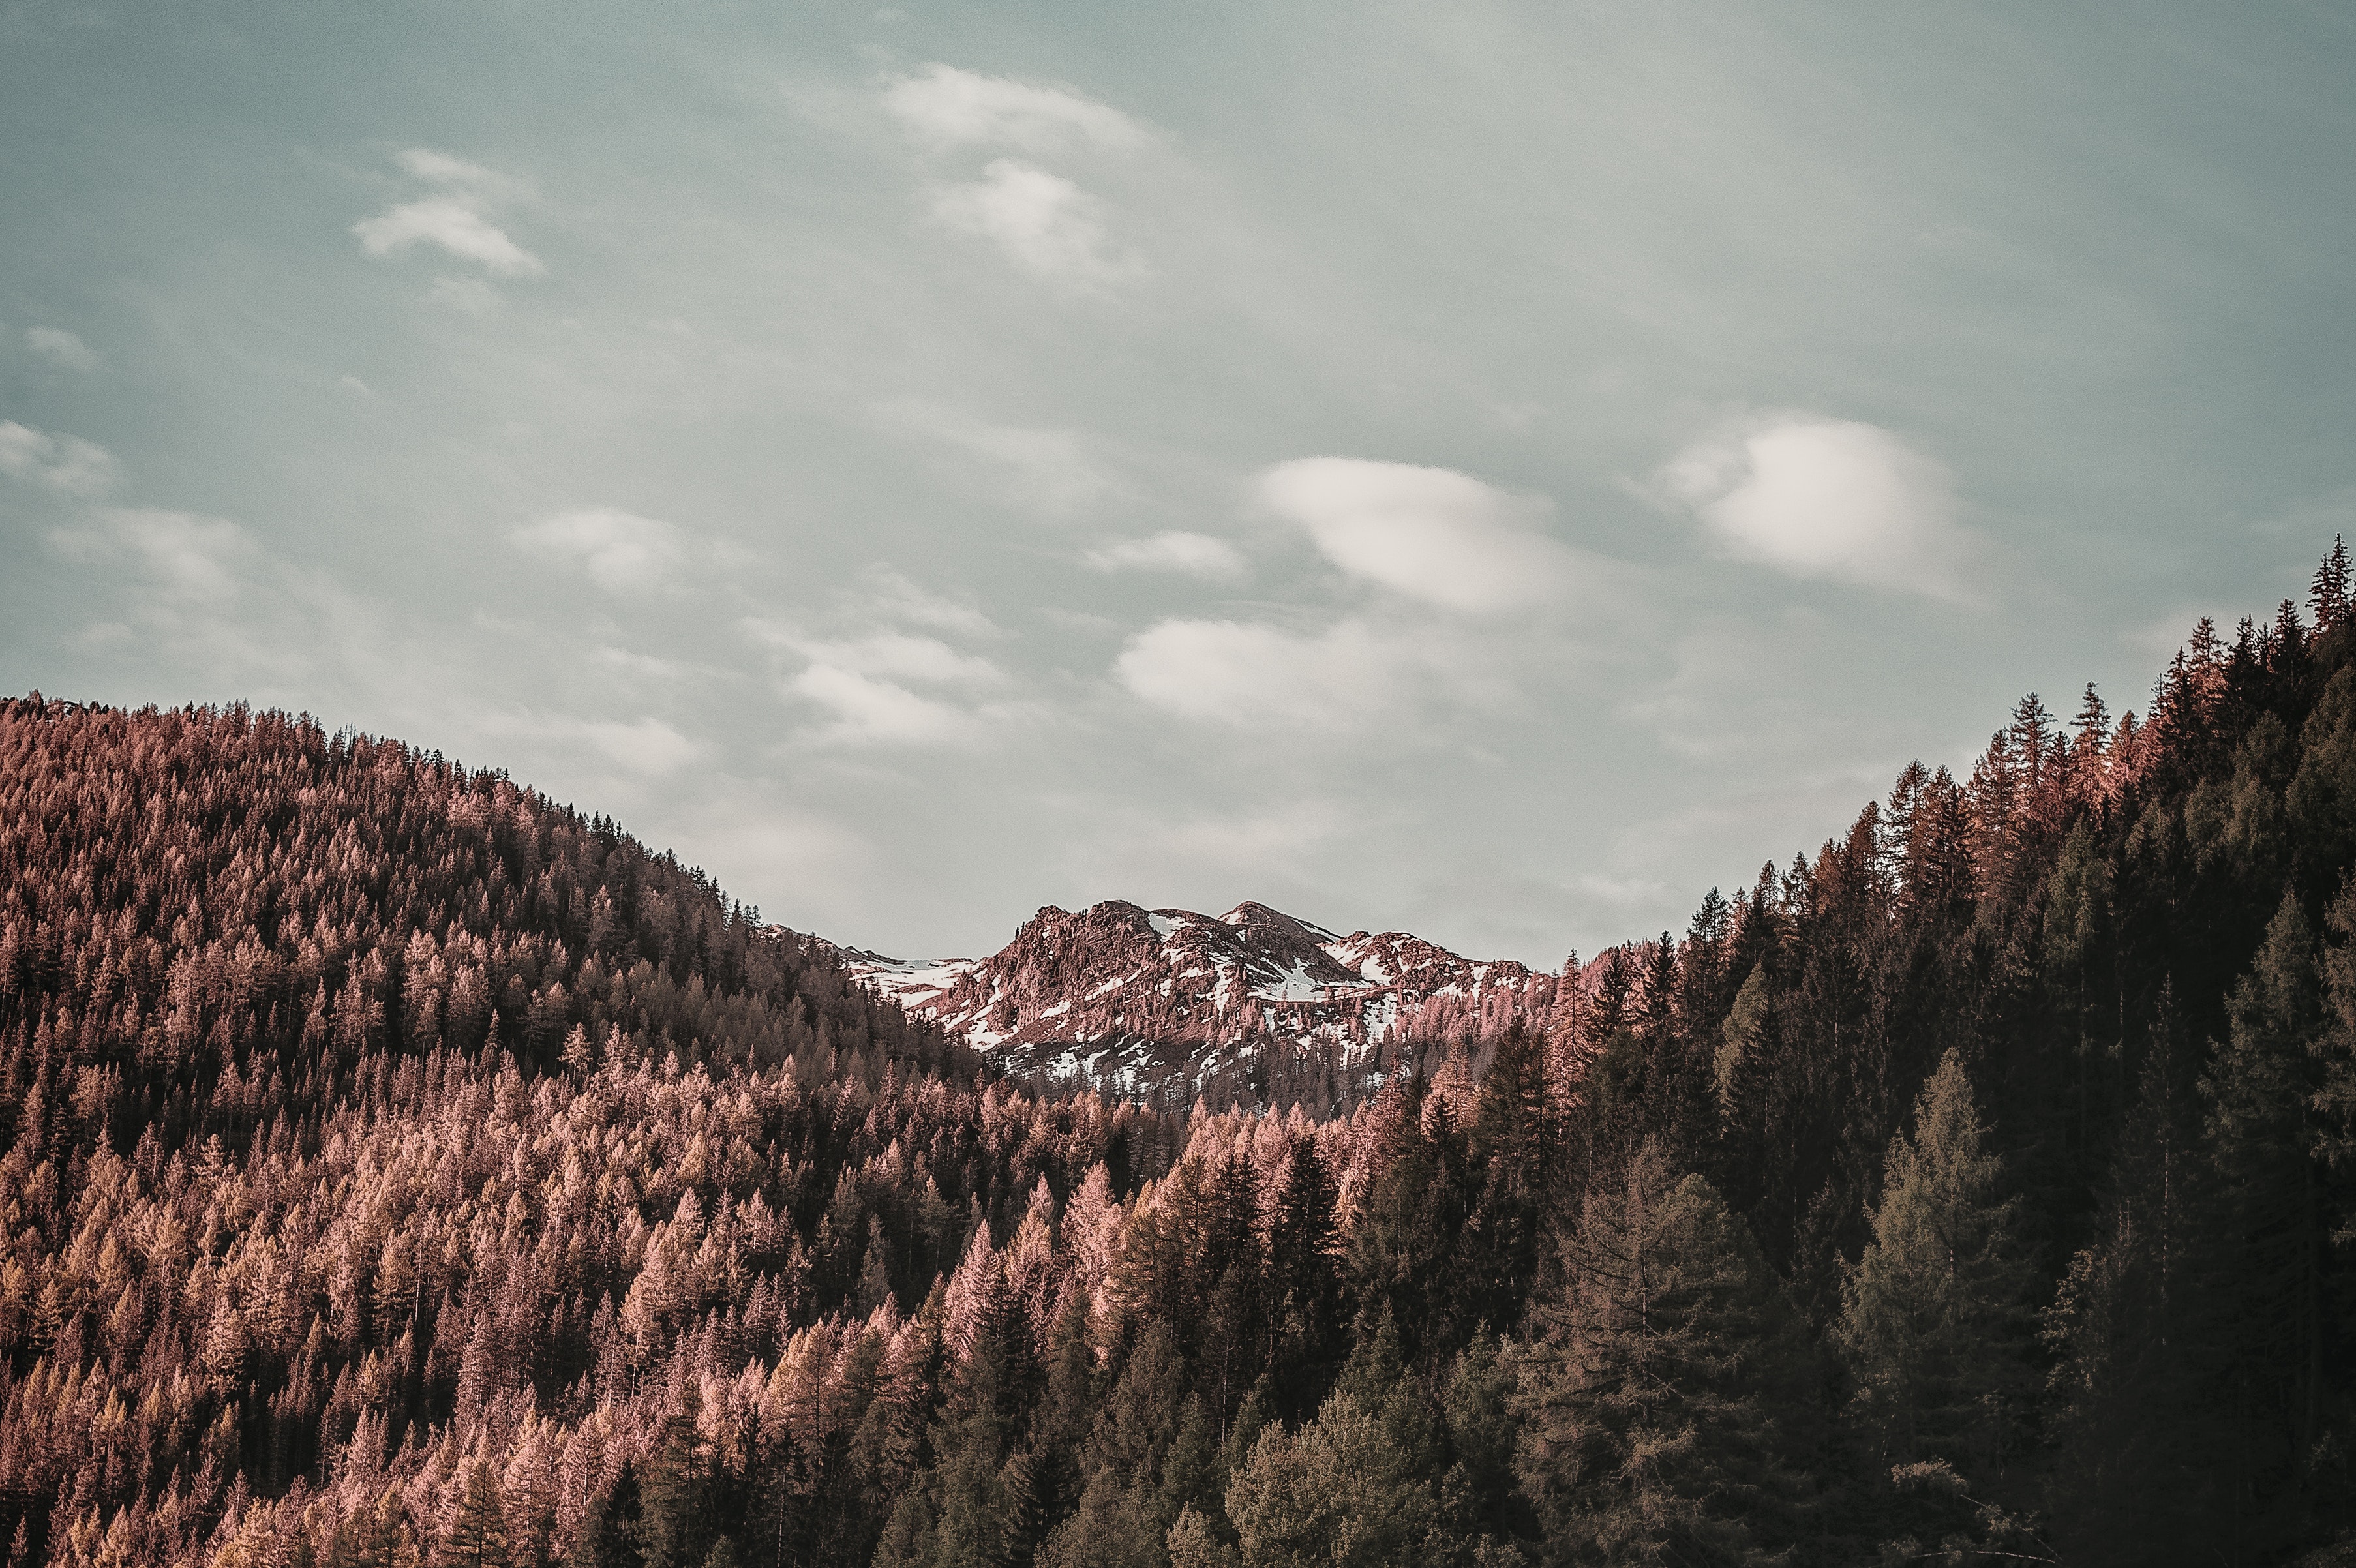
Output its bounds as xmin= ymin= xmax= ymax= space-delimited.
xmin=6 ymin=546 xmax=2356 ymax=1565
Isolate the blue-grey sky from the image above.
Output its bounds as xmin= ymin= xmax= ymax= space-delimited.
xmin=5 ymin=2 xmax=2354 ymax=962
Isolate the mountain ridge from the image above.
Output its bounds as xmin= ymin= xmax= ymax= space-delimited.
xmin=832 ymin=895 xmax=1573 ymax=1106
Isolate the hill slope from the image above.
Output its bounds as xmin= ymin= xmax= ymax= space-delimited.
xmin=6 ymin=549 xmax=2356 ymax=1567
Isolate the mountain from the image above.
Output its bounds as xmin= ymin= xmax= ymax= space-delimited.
xmin=836 ymin=897 xmax=1569 ymax=1106
xmin=8 ymin=545 xmax=2356 ymax=1568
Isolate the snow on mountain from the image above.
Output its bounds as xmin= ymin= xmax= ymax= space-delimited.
xmin=833 ymin=898 xmax=1567 ymax=1104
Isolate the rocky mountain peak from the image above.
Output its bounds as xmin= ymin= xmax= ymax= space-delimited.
xmin=838 ymin=896 xmax=1563 ymax=1104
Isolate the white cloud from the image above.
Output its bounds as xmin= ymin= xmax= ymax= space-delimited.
xmin=393 ymin=147 xmax=517 ymax=195
xmin=746 ymin=564 xmax=1021 ymax=749
xmin=881 ymin=65 xmax=1147 ymax=154
xmin=355 ymin=150 xmax=542 ymax=284
xmin=511 ymin=509 xmax=683 ymax=591
xmin=50 ymin=509 xmax=251 ymax=602
xmin=1085 ymin=531 xmax=1245 ymax=579
xmin=934 ymin=160 xmax=1140 ymax=286
xmin=1655 ymin=414 xmax=1976 ymax=599
xmin=429 ymin=275 xmax=503 ymax=314
xmin=877 ymin=400 xmax=1117 ymax=519
xmin=573 ymin=716 xmax=704 ymax=776
xmin=1256 ymin=457 xmax=1572 ymax=614
xmin=1115 ymin=616 xmax=1408 ymax=729
xmin=847 ymin=564 xmax=1000 ymax=638
xmin=790 ymin=663 xmax=986 ymax=748
xmin=26 ymin=327 xmax=97 ymax=371
xmin=0 ymin=420 xmax=123 ymax=498
xmin=755 ymin=627 xmax=1006 ymax=688
xmin=357 ymin=197 xmax=544 ymax=277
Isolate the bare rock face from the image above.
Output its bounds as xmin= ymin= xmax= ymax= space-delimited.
xmin=837 ymin=898 xmax=1554 ymax=1102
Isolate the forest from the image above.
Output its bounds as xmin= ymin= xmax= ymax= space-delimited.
xmin=5 ymin=545 xmax=2356 ymax=1566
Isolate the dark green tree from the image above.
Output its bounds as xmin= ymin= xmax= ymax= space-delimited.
xmin=1837 ymin=1049 xmax=2036 ymax=1492
xmin=1512 ymin=1143 xmax=1817 ymax=1565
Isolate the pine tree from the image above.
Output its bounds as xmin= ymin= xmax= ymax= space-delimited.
xmin=2192 ymin=888 xmax=2337 ymax=1551
xmin=2316 ymin=537 xmax=2353 ymax=635
xmin=583 ymin=1464 xmax=646 ymax=1568
xmin=1836 ymin=1050 xmax=2034 ymax=1491
xmin=1511 ymin=1143 xmax=1817 ymax=1565
xmin=1222 ymin=1384 xmax=1437 ymax=1568
xmin=638 ymin=1381 xmax=714 ymax=1568
xmin=2041 ymin=984 xmax=2215 ymax=1564
xmin=436 ymin=1461 xmax=513 ymax=1568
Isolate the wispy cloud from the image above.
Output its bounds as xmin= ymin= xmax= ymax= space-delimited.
xmin=1085 ymin=531 xmax=1245 ymax=579
xmin=0 ymin=421 xmax=123 ymax=498
xmin=511 ymin=508 xmax=684 ymax=591
xmin=787 ymin=663 xmax=991 ymax=749
xmin=25 ymin=327 xmax=97 ymax=371
xmin=1257 ymin=457 xmax=1574 ymax=614
xmin=355 ymin=149 xmax=543 ymax=284
xmin=849 ymin=564 xmax=1000 ymax=639
xmin=1652 ymin=414 xmax=1980 ymax=601
xmin=747 ymin=565 xmax=1019 ymax=750
xmin=51 ymin=509 xmax=252 ymax=602
xmin=357 ymin=197 xmax=543 ymax=277
xmin=1117 ymin=615 xmax=1449 ymax=731
xmin=877 ymin=400 xmax=1120 ymax=520
xmin=755 ymin=628 xmax=1006 ymax=689
xmin=879 ymin=65 xmax=1149 ymax=290
xmin=933 ymin=160 xmax=1141 ymax=288
xmin=567 ymin=716 xmax=706 ymax=776
xmin=881 ymin=64 xmax=1147 ymax=155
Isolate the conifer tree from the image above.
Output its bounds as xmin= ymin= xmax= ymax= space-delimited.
xmin=2190 ymin=888 xmax=2340 ymax=1550
xmin=1511 ymin=1143 xmax=1816 ymax=1565
xmin=2042 ymin=984 xmax=2215 ymax=1563
xmin=1222 ymin=1384 xmax=1437 ymax=1568
xmin=638 ymin=1383 xmax=715 ymax=1568
xmin=1837 ymin=1049 xmax=2034 ymax=1490
xmin=436 ymin=1461 xmax=513 ymax=1568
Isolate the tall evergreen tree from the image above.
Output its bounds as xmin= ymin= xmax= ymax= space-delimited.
xmin=1836 ymin=1050 xmax=2035 ymax=1491
xmin=436 ymin=1461 xmax=514 ymax=1568
xmin=2191 ymin=888 xmax=2342 ymax=1554
xmin=1511 ymin=1143 xmax=1817 ymax=1566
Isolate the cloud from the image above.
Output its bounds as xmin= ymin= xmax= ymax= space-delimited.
xmin=746 ymin=564 xmax=1017 ymax=749
xmin=0 ymin=421 xmax=123 ymax=498
xmin=25 ymin=327 xmax=97 ymax=371
xmin=934 ymin=160 xmax=1140 ymax=286
xmin=754 ymin=628 xmax=1006 ymax=688
xmin=572 ymin=716 xmax=705 ymax=776
xmin=1654 ymin=414 xmax=1977 ymax=599
xmin=877 ymin=400 xmax=1117 ymax=519
xmin=1085 ymin=531 xmax=1245 ymax=579
xmin=355 ymin=150 xmax=542 ymax=282
xmin=511 ymin=509 xmax=683 ymax=591
xmin=50 ymin=509 xmax=252 ymax=602
xmin=789 ymin=663 xmax=988 ymax=748
xmin=392 ymin=147 xmax=517 ymax=195
xmin=1256 ymin=457 xmax=1573 ymax=614
xmin=1115 ymin=616 xmax=1410 ymax=729
xmin=847 ymin=564 xmax=999 ymax=638
xmin=357 ymin=197 xmax=544 ymax=277
xmin=429 ymin=275 xmax=503 ymax=314
xmin=881 ymin=65 xmax=1147 ymax=154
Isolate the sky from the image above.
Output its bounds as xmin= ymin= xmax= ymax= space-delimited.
xmin=5 ymin=1 xmax=2355 ymax=965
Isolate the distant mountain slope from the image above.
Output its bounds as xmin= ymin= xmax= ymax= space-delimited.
xmin=837 ymin=897 xmax=1574 ymax=1103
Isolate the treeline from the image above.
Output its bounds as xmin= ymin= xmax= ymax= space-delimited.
xmin=4 ymin=544 xmax=2356 ymax=1565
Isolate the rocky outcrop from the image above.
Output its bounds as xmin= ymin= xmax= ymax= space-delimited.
xmin=838 ymin=898 xmax=1568 ymax=1104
